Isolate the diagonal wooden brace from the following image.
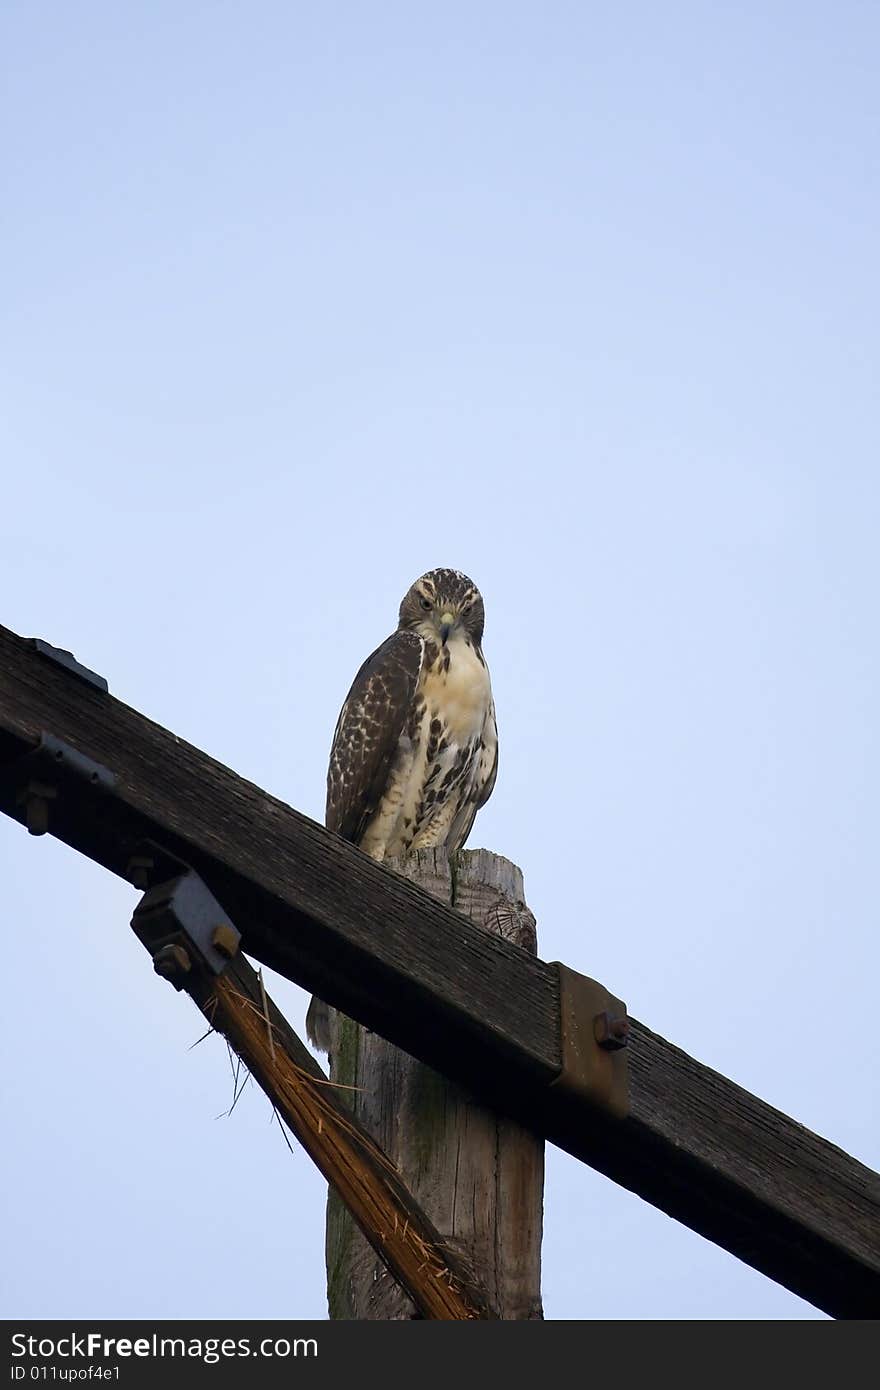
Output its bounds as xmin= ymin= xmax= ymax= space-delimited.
xmin=132 ymin=871 xmax=491 ymax=1321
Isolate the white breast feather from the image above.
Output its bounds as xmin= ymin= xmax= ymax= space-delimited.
xmin=422 ymin=634 xmax=491 ymax=742
xmin=360 ymin=632 xmax=494 ymax=860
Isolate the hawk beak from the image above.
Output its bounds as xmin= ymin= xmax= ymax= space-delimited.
xmin=440 ymin=612 xmax=454 ymax=644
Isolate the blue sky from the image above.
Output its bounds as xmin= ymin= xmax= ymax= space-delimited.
xmin=2 ymin=2 xmax=878 ymax=1319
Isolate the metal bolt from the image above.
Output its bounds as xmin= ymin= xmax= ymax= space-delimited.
xmin=594 ymin=1010 xmax=630 ymax=1051
xmin=211 ymin=923 xmax=239 ymax=960
xmin=16 ymin=781 xmax=57 ymax=837
xmin=25 ymin=797 xmax=50 ymax=836
xmin=125 ymin=854 xmax=155 ymax=890
xmin=152 ymin=943 xmax=192 ymax=983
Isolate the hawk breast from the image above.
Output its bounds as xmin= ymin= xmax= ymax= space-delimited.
xmin=327 ymin=626 xmax=497 ymax=862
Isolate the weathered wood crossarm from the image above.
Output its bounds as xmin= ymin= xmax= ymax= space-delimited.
xmin=1 ymin=621 xmax=878 ymax=1317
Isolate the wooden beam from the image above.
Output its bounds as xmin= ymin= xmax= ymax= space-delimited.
xmin=0 ymin=620 xmax=878 ymax=1318
xmin=0 ymin=625 xmax=559 ymax=1086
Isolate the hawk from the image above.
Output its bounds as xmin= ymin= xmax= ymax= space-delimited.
xmin=306 ymin=568 xmax=498 ymax=1050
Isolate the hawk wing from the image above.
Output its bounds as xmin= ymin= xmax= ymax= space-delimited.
xmin=326 ymin=629 xmax=424 ymax=845
xmin=445 ymin=699 xmax=499 ymax=854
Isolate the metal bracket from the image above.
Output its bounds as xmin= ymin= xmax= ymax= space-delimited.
xmin=131 ymin=871 xmax=242 ymax=990
xmin=549 ymin=963 xmax=630 ymax=1119
xmin=4 ymin=733 xmax=116 ymax=836
xmin=28 ymin=638 xmax=109 ymax=693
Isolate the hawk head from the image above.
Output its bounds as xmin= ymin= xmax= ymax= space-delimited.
xmin=398 ymin=568 xmax=485 ymax=647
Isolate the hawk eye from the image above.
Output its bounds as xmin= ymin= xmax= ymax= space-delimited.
xmin=419 ymin=597 xmax=432 ymax=611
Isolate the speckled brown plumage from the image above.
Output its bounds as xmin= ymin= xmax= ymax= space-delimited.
xmin=307 ymin=569 xmax=498 ymax=1050
xmin=325 ymin=629 xmax=424 ymax=846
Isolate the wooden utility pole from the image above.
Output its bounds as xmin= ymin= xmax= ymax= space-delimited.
xmin=325 ymin=849 xmax=544 ymax=1319
xmin=1 ymin=620 xmax=879 ymax=1317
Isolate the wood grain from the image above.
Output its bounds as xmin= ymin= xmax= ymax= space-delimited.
xmin=326 ymin=849 xmax=544 ymax=1320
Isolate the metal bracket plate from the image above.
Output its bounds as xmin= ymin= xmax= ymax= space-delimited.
xmin=549 ymin=962 xmax=630 ymax=1119
xmin=28 ymin=638 xmax=109 ymax=692
xmin=2 ymin=733 xmax=116 ymax=835
xmin=131 ymin=871 xmax=242 ymax=989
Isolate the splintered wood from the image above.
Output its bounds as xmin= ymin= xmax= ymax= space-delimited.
xmin=192 ymin=952 xmax=488 ymax=1320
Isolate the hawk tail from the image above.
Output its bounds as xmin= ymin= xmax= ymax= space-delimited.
xmin=305 ymin=995 xmax=333 ymax=1053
